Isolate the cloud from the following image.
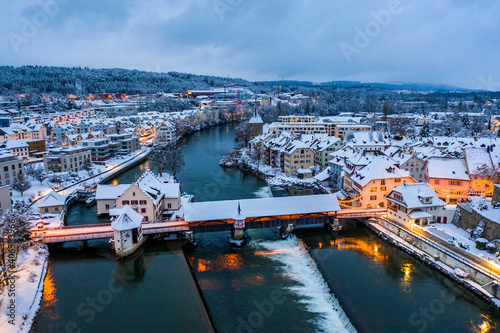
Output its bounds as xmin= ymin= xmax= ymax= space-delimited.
xmin=1 ymin=0 xmax=499 ymax=89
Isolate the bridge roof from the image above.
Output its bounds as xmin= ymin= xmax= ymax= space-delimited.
xmin=184 ymin=194 xmax=340 ymax=222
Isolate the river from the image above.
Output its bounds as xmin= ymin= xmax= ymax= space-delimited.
xmin=33 ymin=123 xmax=500 ymax=332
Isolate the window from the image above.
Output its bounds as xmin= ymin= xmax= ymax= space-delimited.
xmin=395 ymin=178 xmax=401 ymax=183
xmin=55 ymin=207 xmax=59 ymax=212
xmin=3 ymin=167 xmax=7 ymax=172
xmin=434 ymin=179 xmax=440 ymax=185
xmin=141 ymin=208 xmax=146 ymax=213
xmin=370 ymin=187 xmax=377 ymax=192
xmin=140 ymin=200 xmax=147 ymax=205
xmin=105 ymin=204 xmax=110 ymax=210
xmin=380 ymin=187 xmax=387 ymax=191
xmin=122 ymin=200 xmax=129 ymax=205
xmin=370 ymin=195 xmax=377 ymax=200
xmin=44 ymin=208 xmax=48 ymax=213
xmin=168 ymin=203 xmax=172 ymax=209
xmin=381 ymin=179 xmax=386 ymax=185
xmin=131 ymin=200 xmax=138 ymax=205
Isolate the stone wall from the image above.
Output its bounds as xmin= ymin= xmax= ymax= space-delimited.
xmin=455 ymin=203 xmax=500 ymax=241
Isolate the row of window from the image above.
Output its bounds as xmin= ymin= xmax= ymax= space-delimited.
xmin=122 ymin=200 xmax=148 ymax=205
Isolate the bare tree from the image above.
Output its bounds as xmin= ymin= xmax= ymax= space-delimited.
xmin=234 ymin=121 xmax=250 ymax=148
xmin=32 ymin=165 xmax=46 ymax=185
xmin=149 ymin=142 xmax=185 ymax=177
xmin=81 ymin=158 xmax=93 ymax=175
xmin=11 ymin=173 xmax=31 ymax=196
xmin=0 ymin=204 xmax=32 ymax=285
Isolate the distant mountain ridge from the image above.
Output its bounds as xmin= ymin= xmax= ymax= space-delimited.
xmin=257 ymin=80 xmax=470 ymax=92
xmin=0 ymin=65 xmax=478 ymax=95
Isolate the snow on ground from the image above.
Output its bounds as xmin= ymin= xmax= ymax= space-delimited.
xmin=422 ymin=223 xmax=500 ymax=267
xmin=0 ymin=245 xmax=49 ymax=333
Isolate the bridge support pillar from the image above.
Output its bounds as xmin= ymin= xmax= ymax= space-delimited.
xmin=326 ymin=218 xmax=341 ymax=231
xmin=279 ymin=224 xmax=294 ymax=239
xmin=185 ymin=231 xmax=197 ymax=247
xmin=81 ymin=240 xmax=87 ymax=249
xmin=229 ymin=203 xmax=247 ymax=247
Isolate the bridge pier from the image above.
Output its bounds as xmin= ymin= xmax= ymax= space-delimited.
xmin=228 ymin=203 xmax=247 ymax=247
xmin=279 ymin=224 xmax=294 ymax=239
xmin=325 ymin=218 xmax=341 ymax=232
xmin=184 ymin=231 xmax=197 ymax=247
xmin=81 ymin=240 xmax=88 ymax=249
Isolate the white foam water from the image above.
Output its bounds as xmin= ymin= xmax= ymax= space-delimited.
xmin=257 ymin=236 xmax=357 ymax=333
xmin=253 ymin=186 xmax=273 ymax=198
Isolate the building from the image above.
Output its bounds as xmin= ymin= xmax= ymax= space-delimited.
xmin=96 ymin=184 xmax=130 ymax=216
xmin=110 ymin=205 xmax=144 ymax=258
xmin=0 ymin=149 xmax=24 ymax=186
xmin=385 ymin=183 xmax=448 ymax=227
xmin=344 ymin=156 xmax=416 ymax=208
xmin=283 ymin=142 xmax=314 ymax=176
xmin=156 ymin=122 xmax=176 ymax=142
xmin=248 ymin=111 xmax=263 ymax=140
xmin=38 ymin=191 xmax=66 ymax=214
xmin=425 ymin=157 xmax=471 ymax=204
xmin=0 ymin=139 xmax=29 ymax=160
xmin=107 ymin=133 xmax=140 ymax=155
xmin=26 ymin=139 xmax=47 ymax=158
xmin=278 ymin=116 xmax=316 ymax=123
xmin=78 ymin=138 xmax=112 ymax=160
xmin=113 ymin=171 xmax=181 ymax=222
xmin=343 ymin=131 xmax=389 ymax=152
xmin=0 ymin=185 xmax=11 ymax=212
xmin=43 ymin=146 xmax=92 ymax=173
xmin=334 ymin=124 xmax=372 ymax=140
xmin=464 ymin=148 xmax=495 ymax=196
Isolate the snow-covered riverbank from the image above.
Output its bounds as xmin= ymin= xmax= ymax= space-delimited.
xmin=0 ymin=245 xmax=48 ymax=333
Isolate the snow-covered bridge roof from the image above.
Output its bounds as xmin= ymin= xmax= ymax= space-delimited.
xmin=184 ymin=194 xmax=340 ymax=222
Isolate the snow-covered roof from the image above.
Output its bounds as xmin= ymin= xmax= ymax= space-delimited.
xmin=349 ymin=156 xmax=410 ymax=187
xmin=427 ymin=157 xmax=470 ymax=181
xmin=39 ymin=191 xmax=66 ymax=208
xmin=386 ymin=183 xmax=446 ymax=209
xmin=110 ymin=205 xmax=144 ymax=231
xmin=408 ymin=211 xmax=433 ymax=219
xmin=96 ymin=184 xmax=129 ymax=200
xmin=184 ymin=194 xmax=340 ymax=222
xmin=464 ymin=148 xmax=493 ymax=174
xmin=1 ymin=139 xmax=29 ymax=149
xmin=135 ymin=170 xmax=180 ymax=204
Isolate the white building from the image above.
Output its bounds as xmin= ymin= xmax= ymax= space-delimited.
xmin=110 ymin=205 xmax=144 ymax=258
xmin=385 ymin=183 xmax=449 ymax=227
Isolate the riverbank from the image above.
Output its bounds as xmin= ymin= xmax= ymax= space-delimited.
xmin=366 ymin=218 xmax=500 ymax=308
xmin=221 ymin=148 xmax=329 ymax=194
xmin=0 ymin=245 xmax=48 ymax=333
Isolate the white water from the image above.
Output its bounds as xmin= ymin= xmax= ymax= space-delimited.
xmin=253 ymin=186 xmax=273 ymax=198
xmin=256 ymin=236 xmax=357 ymax=333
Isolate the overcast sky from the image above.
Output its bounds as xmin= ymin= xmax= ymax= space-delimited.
xmin=1 ymin=0 xmax=499 ymax=90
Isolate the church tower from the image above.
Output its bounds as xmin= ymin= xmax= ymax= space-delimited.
xmin=248 ymin=106 xmax=263 ymax=140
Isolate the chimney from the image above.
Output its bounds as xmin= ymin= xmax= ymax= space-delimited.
xmin=403 ymin=180 xmax=406 ymax=185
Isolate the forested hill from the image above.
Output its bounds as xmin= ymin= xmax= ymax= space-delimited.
xmin=0 ymin=66 xmax=252 ymax=95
